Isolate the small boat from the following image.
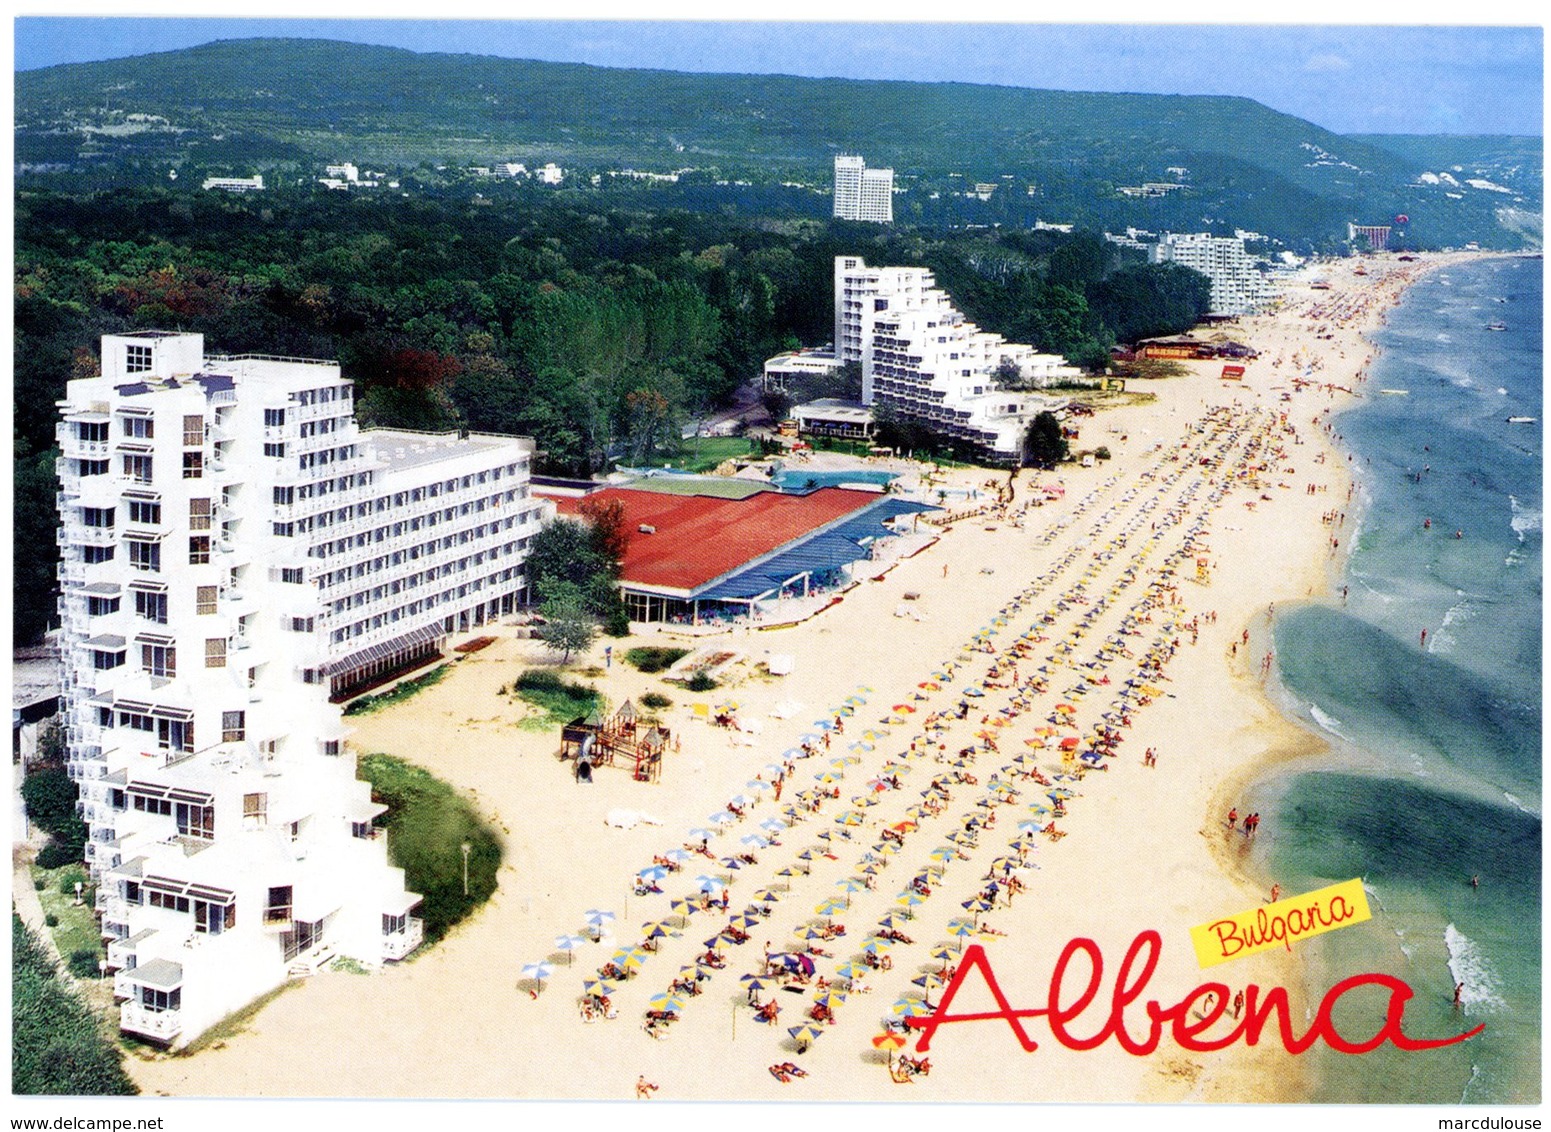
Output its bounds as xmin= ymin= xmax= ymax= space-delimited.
xmin=1378 ymin=389 xmax=1410 ymax=396
xmin=1486 ymin=322 xmax=1508 ymax=331
xmin=1506 ymin=416 xmax=1536 ymax=424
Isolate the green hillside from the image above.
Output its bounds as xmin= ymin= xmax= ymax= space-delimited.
xmin=15 ymin=38 xmax=1541 ymax=249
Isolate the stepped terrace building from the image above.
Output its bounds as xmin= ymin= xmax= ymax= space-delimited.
xmin=833 ymin=257 xmax=1077 ymax=461
xmin=54 ymin=332 xmax=549 ymax=1046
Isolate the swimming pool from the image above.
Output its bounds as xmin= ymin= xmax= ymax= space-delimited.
xmin=770 ymin=467 xmax=897 ymax=491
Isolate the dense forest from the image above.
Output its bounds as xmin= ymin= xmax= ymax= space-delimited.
xmin=14 ymin=185 xmax=1211 ymax=643
xmin=17 ymin=39 xmax=1541 ymax=251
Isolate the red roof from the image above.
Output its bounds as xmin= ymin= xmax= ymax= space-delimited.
xmin=554 ymin=486 xmax=881 ymax=593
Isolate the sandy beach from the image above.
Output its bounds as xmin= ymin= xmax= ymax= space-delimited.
xmin=124 ymin=253 xmax=1476 ymax=1104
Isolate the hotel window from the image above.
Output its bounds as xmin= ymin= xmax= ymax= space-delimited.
xmin=141 ymin=987 xmax=181 ymax=1013
xmin=182 ymin=415 xmax=204 ymax=446
xmin=147 ymin=889 xmax=190 ymax=912
xmin=123 ymin=454 xmax=153 ymax=484
xmin=182 ymin=452 xmax=203 ymax=479
xmin=280 ymin=567 xmax=304 ymax=584
xmin=264 ymin=442 xmax=286 ymax=457
xmin=194 ymin=899 xmax=234 ymax=935
xmin=222 ymin=711 xmax=246 ymax=742
xmin=79 ymin=459 xmax=109 ymax=477
xmin=128 ymin=499 xmax=161 ymax=525
xmin=189 ymin=536 xmax=210 ymax=565
xmin=196 ymin=585 xmax=218 ymax=615
xmin=133 ymin=794 xmax=172 ymax=816
xmin=242 ymin=791 xmax=267 ymax=828
xmin=81 ymin=506 xmax=115 ymax=530
xmin=128 ymin=540 xmax=161 ymax=574
xmin=142 ymin=643 xmax=176 ymax=678
xmin=383 ymin=913 xmax=408 ymax=936
xmin=273 ymin=486 xmax=294 ymax=505
xmin=83 ymin=544 xmax=115 ymax=564
xmin=123 ymin=416 xmax=153 ymax=439
xmin=352 ymin=821 xmax=373 ymax=840
xmin=288 ymin=616 xmax=315 ymax=633
xmin=156 ymin=717 xmax=193 ymax=752
xmin=87 ymin=595 xmax=119 ymax=617
xmin=92 ymin=649 xmax=125 ymax=671
xmin=264 ymin=408 xmax=287 ymax=428
xmin=204 ymin=638 xmax=226 ymax=668
xmin=321 ymin=739 xmax=342 ymax=757
xmin=125 ymin=344 xmax=153 ymax=373
xmin=266 ymin=887 xmax=293 ymax=924
xmin=189 ymin=498 xmax=211 ymax=530
xmin=176 ymin=802 xmax=215 ymax=840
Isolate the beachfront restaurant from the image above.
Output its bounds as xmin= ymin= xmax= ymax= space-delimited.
xmin=625 ymin=497 xmax=933 ymax=625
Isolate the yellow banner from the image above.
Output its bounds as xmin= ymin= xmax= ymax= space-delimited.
xmin=1191 ymin=879 xmax=1371 ymax=968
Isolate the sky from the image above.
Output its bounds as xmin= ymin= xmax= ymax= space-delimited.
xmin=9 ymin=11 xmax=1546 ymax=136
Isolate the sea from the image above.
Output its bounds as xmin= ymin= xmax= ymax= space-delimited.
xmin=1242 ymin=256 xmax=1543 ymax=1104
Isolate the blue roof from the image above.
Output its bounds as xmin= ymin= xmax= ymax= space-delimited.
xmin=696 ymin=498 xmax=934 ymax=602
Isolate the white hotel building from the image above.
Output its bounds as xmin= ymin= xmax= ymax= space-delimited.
xmin=834 ymin=257 xmax=1077 ymax=461
xmin=833 ymin=155 xmax=894 ymax=224
xmin=55 ymin=332 xmax=549 ymax=1046
xmin=1148 ymin=232 xmax=1275 ymax=317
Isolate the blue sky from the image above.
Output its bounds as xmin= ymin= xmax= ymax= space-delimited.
xmin=12 ymin=17 xmax=1544 ymax=136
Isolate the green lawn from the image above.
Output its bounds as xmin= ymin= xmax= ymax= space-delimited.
xmin=510 ymin=670 xmax=602 ymax=731
xmin=32 ymin=864 xmax=104 ymax=975
xmin=356 ymin=754 xmax=503 ymax=946
xmin=632 ymin=435 xmax=761 ymax=475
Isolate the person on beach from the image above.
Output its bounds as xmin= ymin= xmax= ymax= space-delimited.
xmin=1454 ymin=982 xmax=1465 ymax=1010
xmin=1269 ymin=883 xmax=1281 ymax=903
xmin=1232 ymin=989 xmax=1244 ymax=1019
xmin=1471 ymin=874 xmax=1480 ymax=889
xmin=1227 ymin=807 xmax=1238 ymax=830
xmin=636 ymin=1075 xmax=659 ymax=1098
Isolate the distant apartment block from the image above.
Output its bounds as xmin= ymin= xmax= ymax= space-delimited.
xmin=1148 ymin=232 xmax=1275 ymax=316
xmin=761 ymin=346 xmax=842 ymax=393
xmin=201 ymin=175 xmax=264 ymax=193
xmin=55 ymin=332 xmax=550 ymax=1047
xmin=831 ymin=256 xmax=1076 ymax=461
xmin=1347 ymin=223 xmax=1393 ymax=251
xmin=1117 ymin=182 xmax=1184 ymax=198
xmin=536 ymin=163 xmax=564 ymax=185
xmin=833 ymin=155 xmax=894 ymax=223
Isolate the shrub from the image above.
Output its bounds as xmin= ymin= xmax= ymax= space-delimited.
xmin=57 ymin=869 xmax=87 ymax=898
xmin=604 ymin=606 xmax=631 ymax=637
xmin=640 ymin=692 xmax=672 ymax=710
xmin=36 ymin=836 xmax=84 ymax=870
xmin=67 ymin=949 xmax=100 ymax=979
xmin=1095 ymin=446 xmax=1112 ymax=460
xmin=34 ymin=879 xmax=45 ymax=892
xmin=22 ymin=767 xmax=77 ymax=837
xmin=44 ymin=913 xmax=58 ymax=928
xmin=624 ymin=646 xmax=689 ymax=674
xmin=687 ymin=671 xmax=717 ymax=693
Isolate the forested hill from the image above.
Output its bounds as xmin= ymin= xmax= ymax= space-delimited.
xmin=15 ymin=38 xmax=1539 ymax=249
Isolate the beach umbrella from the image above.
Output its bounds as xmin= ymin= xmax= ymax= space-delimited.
xmin=789 ymin=1023 xmax=826 ymax=1050
xmin=741 ymin=974 xmax=772 ymax=990
xmin=520 ymin=961 xmax=553 ymax=991
xmin=582 ymin=978 xmax=617 ymax=998
xmin=760 ymin=818 xmax=787 ymax=833
xmin=729 ymin=914 xmax=761 ymax=931
xmin=696 ymin=875 xmax=728 ymax=893
xmin=892 ymin=998 xmax=931 ymax=1018
xmin=895 ymin=892 xmax=925 ymax=910
xmin=664 ymin=848 xmax=692 ymax=863
xmin=740 ymin=834 xmax=770 ymax=849
xmin=753 ymin=888 xmax=781 ymax=904
xmin=720 ymin=857 xmax=744 ymax=870
xmin=710 ymin=811 xmax=737 ymax=826
xmin=638 ymin=865 xmax=670 ymax=882
xmin=553 ymin=934 xmax=586 ymax=963
xmin=815 ymin=990 xmax=847 ymax=1010
xmin=815 ymin=897 xmax=847 ymax=918
xmin=668 ymin=898 xmax=696 ymax=917
xmin=746 ymin=780 xmax=770 ymax=793
xmin=861 ymin=939 xmax=894 ymax=956
xmin=584 ymin=909 xmax=616 ymax=927
xmin=648 ymin=992 xmax=685 ymax=1012
xmin=688 ymin=827 xmax=716 ymax=841
xmin=835 ymin=963 xmax=862 ymax=982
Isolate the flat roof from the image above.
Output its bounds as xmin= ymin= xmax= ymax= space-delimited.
xmin=555 ymin=485 xmax=882 ymax=594
xmin=363 ymin=430 xmax=529 ymax=475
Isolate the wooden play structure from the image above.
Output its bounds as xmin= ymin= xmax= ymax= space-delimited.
xmin=559 ymin=700 xmax=672 ymax=783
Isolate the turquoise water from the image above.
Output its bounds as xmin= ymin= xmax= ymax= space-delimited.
xmin=1245 ymin=257 xmax=1542 ymax=1104
xmin=770 ymin=467 xmax=897 ymax=491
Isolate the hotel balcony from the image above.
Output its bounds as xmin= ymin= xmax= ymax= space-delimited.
xmin=382 ymin=917 xmax=424 ymax=962
xmin=120 ymin=1001 xmax=182 ymax=1042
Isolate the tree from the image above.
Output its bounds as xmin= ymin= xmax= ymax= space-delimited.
xmin=1024 ymin=411 xmax=1069 ymax=469
xmin=538 ymin=583 xmax=597 ymax=663
xmin=578 ymin=496 xmax=630 ymax=565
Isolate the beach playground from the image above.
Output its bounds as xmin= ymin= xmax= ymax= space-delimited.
xmin=125 ymin=255 xmax=1464 ymax=1104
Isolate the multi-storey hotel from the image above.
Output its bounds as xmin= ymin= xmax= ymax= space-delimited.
xmin=1148 ymin=232 xmax=1275 ymax=317
xmin=833 ymin=257 xmax=1077 ymax=461
xmin=833 ymin=155 xmax=894 ymax=224
xmin=54 ymin=332 xmax=549 ymax=1046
